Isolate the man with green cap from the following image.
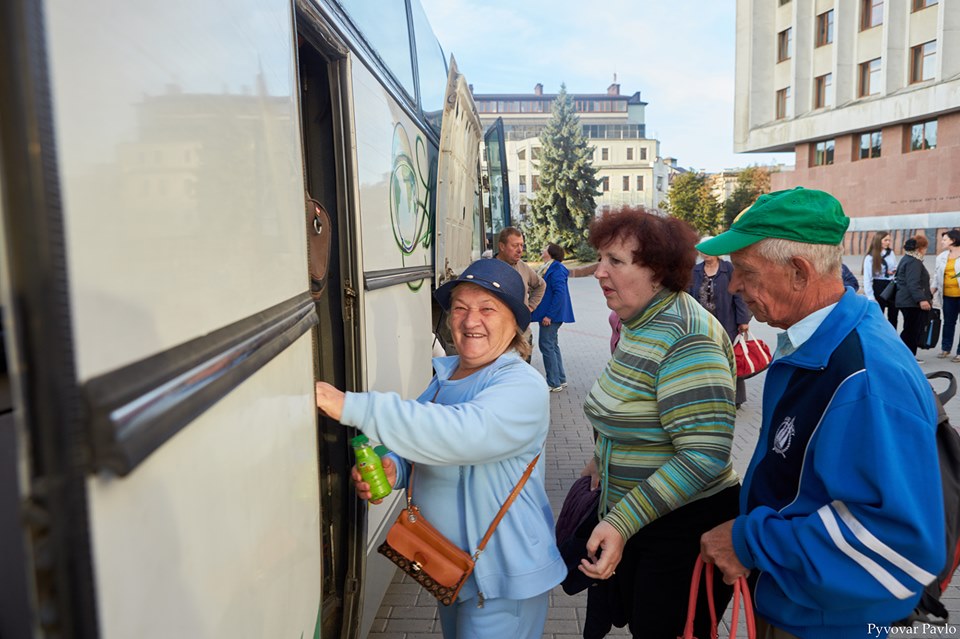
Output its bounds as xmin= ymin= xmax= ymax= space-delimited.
xmin=697 ymin=187 xmax=944 ymax=639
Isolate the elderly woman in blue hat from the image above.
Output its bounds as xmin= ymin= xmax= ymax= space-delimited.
xmin=315 ymin=258 xmax=565 ymax=638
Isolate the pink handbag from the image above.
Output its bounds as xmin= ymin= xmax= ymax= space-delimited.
xmin=733 ymin=331 xmax=771 ymax=379
xmin=677 ymin=557 xmax=756 ymax=639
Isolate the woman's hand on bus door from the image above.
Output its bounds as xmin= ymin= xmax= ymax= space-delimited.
xmin=315 ymin=381 xmax=345 ymax=421
xmin=351 ymin=456 xmax=397 ymax=504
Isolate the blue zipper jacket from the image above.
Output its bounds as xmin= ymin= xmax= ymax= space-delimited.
xmin=340 ymin=352 xmax=566 ymax=603
xmin=531 ymin=261 xmax=575 ymax=324
xmin=732 ymin=290 xmax=945 ymax=639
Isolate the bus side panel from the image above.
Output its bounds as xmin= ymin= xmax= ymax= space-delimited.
xmin=351 ymin=62 xmax=436 ymax=276
xmin=87 ymin=337 xmax=322 ymax=639
xmin=44 ymin=0 xmax=308 ymax=381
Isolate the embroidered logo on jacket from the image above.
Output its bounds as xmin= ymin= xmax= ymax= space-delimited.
xmin=773 ymin=416 xmax=796 ymax=458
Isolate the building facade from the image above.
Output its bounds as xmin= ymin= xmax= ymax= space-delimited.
xmin=734 ymin=0 xmax=960 ymax=249
xmin=473 ymin=83 xmax=671 ymax=224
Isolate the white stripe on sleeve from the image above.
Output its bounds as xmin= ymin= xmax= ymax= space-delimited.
xmin=817 ymin=504 xmax=916 ymax=600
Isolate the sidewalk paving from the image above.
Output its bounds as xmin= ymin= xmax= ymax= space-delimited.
xmin=368 ymin=276 xmax=960 ymax=638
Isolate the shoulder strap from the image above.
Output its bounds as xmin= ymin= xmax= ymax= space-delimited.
xmin=473 ymin=453 xmax=540 ymax=561
xmin=405 ymin=382 xmax=543 ymax=560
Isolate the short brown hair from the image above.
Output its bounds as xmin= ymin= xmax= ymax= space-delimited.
xmin=497 ymin=226 xmax=522 ymax=246
xmin=545 ymin=243 xmax=565 ymax=262
xmin=913 ymin=233 xmax=929 ymax=253
xmin=588 ymin=206 xmax=699 ymax=292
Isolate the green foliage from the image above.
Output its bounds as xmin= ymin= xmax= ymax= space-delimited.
xmin=723 ymin=166 xmax=771 ymax=228
xmin=524 ymin=85 xmax=600 ymax=260
xmin=662 ymin=172 xmax=722 ymax=235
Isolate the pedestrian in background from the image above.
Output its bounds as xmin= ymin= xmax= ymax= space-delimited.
xmin=933 ymin=229 xmax=960 ymax=360
xmin=496 ymin=227 xmax=544 ymax=361
xmin=840 ymin=263 xmax=859 ymax=291
xmin=568 ymin=261 xmax=622 ymax=352
xmin=689 ymin=237 xmax=752 ymax=407
xmin=576 ymin=207 xmax=740 ymax=639
xmin=698 ymin=188 xmax=943 ymax=639
xmin=894 ymin=235 xmax=933 ymax=357
xmin=863 ymin=231 xmax=898 ymax=326
xmin=533 ymin=243 xmax=575 ymax=392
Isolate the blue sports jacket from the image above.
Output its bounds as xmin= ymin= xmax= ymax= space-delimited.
xmin=531 ymin=261 xmax=575 ymax=324
xmin=732 ymin=289 xmax=945 ymax=639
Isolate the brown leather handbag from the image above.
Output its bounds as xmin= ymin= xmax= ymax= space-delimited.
xmin=378 ymin=454 xmax=541 ymax=606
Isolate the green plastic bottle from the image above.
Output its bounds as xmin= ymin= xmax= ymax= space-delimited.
xmin=351 ymin=434 xmax=392 ymax=500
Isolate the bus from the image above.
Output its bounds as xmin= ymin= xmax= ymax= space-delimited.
xmin=0 ymin=1 xmax=497 ymax=637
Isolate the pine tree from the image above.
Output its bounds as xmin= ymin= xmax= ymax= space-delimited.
xmin=524 ymin=85 xmax=600 ymax=260
xmin=662 ymin=172 xmax=722 ymax=235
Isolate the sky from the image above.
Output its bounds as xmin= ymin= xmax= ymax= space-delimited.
xmin=419 ymin=0 xmax=793 ymax=173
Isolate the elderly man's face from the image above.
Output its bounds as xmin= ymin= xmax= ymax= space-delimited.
xmin=728 ymin=244 xmax=799 ymax=329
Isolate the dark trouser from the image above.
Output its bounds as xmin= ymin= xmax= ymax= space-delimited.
xmin=874 ymin=279 xmax=898 ymax=328
xmin=942 ymin=296 xmax=960 ymax=354
xmin=900 ymin=306 xmax=925 ymax=355
xmin=735 ymin=376 xmax=746 ymax=406
xmin=582 ymin=485 xmax=741 ymax=639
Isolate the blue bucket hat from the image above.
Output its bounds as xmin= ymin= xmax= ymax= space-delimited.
xmin=435 ymin=258 xmax=531 ymax=331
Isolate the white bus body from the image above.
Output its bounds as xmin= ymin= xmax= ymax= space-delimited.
xmin=0 ymin=1 xmax=485 ymax=637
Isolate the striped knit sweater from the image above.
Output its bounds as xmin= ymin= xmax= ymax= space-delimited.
xmin=583 ymin=289 xmax=740 ymax=540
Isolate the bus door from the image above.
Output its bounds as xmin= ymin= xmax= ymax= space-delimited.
xmin=483 ymin=117 xmax=512 ymax=247
xmin=0 ymin=1 xmax=326 ymax=637
xmin=435 ymin=58 xmax=484 ymax=285
xmin=296 ymin=19 xmax=365 ymax=639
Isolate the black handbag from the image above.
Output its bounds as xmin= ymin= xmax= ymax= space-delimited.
xmin=919 ymin=309 xmax=942 ymax=350
xmin=878 ymin=280 xmax=897 ymax=303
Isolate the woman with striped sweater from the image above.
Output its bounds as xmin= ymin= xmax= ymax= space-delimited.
xmin=573 ymin=207 xmax=741 ymax=639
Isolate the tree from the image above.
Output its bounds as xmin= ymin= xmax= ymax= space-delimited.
xmin=662 ymin=172 xmax=722 ymax=235
xmin=723 ymin=166 xmax=771 ymax=229
xmin=524 ymin=85 xmax=600 ymax=260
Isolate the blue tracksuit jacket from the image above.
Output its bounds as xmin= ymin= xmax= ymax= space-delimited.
xmin=732 ymin=290 xmax=945 ymax=639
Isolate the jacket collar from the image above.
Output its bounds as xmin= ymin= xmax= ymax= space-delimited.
xmin=778 ymin=288 xmax=866 ymax=370
xmin=432 ymin=351 xmax=522 ymax=381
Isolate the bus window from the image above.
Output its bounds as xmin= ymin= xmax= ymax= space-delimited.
xmin=410 ymin=0 xmax=447 ymax=133
xmin=339 ymin=0 xmax=416 ymax=100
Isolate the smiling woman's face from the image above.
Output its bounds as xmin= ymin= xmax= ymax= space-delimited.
xmin=449 ymin=283 xmax=517 ymax=371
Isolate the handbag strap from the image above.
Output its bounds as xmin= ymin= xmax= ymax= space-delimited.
xmin=680 ymin=557 xmax=756 ymax=639
xmin=404 ymin=381 xmax=543 ymax=561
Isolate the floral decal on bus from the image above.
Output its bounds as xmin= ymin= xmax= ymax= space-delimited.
xmin=389 ymin=122 xmax=433 ymax=290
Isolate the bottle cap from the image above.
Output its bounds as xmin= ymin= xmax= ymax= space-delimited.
xmin=373 ymin=445 xmax=390 ymax=457
xmin=350 ymin=434 xmax=369 ymax=446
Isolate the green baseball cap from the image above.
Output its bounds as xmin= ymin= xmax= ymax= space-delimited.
xmin=696 ymin=187 xmax=849 ymax=256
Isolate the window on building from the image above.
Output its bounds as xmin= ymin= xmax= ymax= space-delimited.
xmin=622 ymin=176 xmax=630 ymax=191
xmin=532 ymin=175 xmax=541 ymax=191
xmin=861 ymin=0 xmax=883 ymax=30
xmin=640 ymin=147 xmax=647 ymax=160
xmin=601 ymin=176 xmax=610 ymax=192
xmin=858 ymin=58 xmax=881 ymax=96
xmin=908 ymin=119 xmax=938 ymax=151
xmin=656 ymin=176 xmax=664 ymax=191
xmin=779 ymin=0 xmax=791 ymax=5
xmin=636 ymin=175 xmax=644 ymax=190
xmin=913 ymin=0 xmax=938 ymax=10
xmin=517 ymin=148 xmax=526 ymax=161
xmin=519 ymin=203 xmax=528 ymax=217
xmin=814 ymin=73 xmax=833 ymax=108
xmin=858 ymin=130 xmax=882 ymax=159
xmin=518 ymin=175 xmax=526 ymax=193
xmin=816 ymin=10 xmax=834 ymax=46
xmin=813 ymin=139 xmax=835 ymax=166
xmin=775 ymin=87 xmax=791 ymax=119
xmin=601 ymin=148 xmax=609 ymax=161
xmin=777 ymin=28 xmax=793 ymax=62
xmin=910 ymin=41 xmax=937 ymax=83
xmin=531 ymin=147 xmax=541 ymax=161
xmin=626 ymin=147 xmax=634 ymax=161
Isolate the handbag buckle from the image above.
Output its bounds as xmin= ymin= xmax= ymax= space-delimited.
xmin=411 ymin=561 xmax=422 ymax=573
xmin=407 ymin=511 xmax=418 ymax=523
